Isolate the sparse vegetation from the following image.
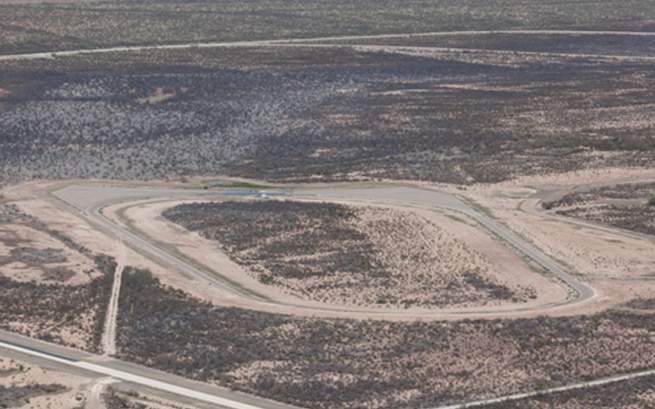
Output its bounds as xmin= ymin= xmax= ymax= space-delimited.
xmin=624 ymin=298 xmax=655 ymax=310
xmin=558 ymin=205 xmax=655 ymax=236
xmin=0 ymin=359 xmax=68 ymax=408
xmin=0 ymin=383 xmax=68 ymax=408
xmin=162 ymin=200 xmax=529 ymax=307
xmin=0 ymin=256 xmax=114 ymax=352
xmin=103 ymin=387 xmax=147 ymax=409
xmin=479 ymin=374 xmax=655 ymax=408
xmin=1 ymin=44 xmax=655 ymax=185
xmin=0 ymin=203 xmax=115 ymax=351
xmin=544 ymin=183 xmax=655 ymax=209
xmin=116 ymin=269 xmax=655 ymax=409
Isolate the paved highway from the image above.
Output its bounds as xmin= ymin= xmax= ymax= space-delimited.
xmin=3 ymin=327 xmax=653 ymax=409
xmin=0 ymin=330 xmax=299 ymax=409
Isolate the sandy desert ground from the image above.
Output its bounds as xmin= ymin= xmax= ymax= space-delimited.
xmin=1 ymin=166 xmax=653 ymax=320
xmin=0 ymin=355 xmax=199 ymax=409
xmin=456 ymin=166 xmax=655 ymax=315
xmin=0 ymin=221 xmax=98 ymax=286
xmin=113 ymin=196 xmax=567 ymax=314
xmin=0 ymin=168 xmax=654 ymax=409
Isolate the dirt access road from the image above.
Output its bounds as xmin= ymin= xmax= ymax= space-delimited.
xmin=3 ymin=30 xmax=655 ymax=61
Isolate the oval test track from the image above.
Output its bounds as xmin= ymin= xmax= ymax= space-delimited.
xmin=52 ymin=183 xmax=596 ymax=319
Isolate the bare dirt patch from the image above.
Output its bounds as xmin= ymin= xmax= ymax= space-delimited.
xmin=349 ymin=205 xmax=543 ymax=307
xmin=0 ymin=355 xmax=197 ymax=409
xmin=0 ymin=357 xmax=82 ymax=409
xmin=456 ymin=167 xmax=655 ymax=314
xmin=4 ymin=182 xmax=120 ymax=258
xmin=0 ymin=223 xmax=98 ymax=285
xmin=135 ymin=87 xmax=179 ymax=104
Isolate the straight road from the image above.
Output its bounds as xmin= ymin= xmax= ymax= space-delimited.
xmin=0 ymin=330 xmax=300 ymax=409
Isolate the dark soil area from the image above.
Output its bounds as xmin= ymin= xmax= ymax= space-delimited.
xmin=116 ymin=268 xmax=655 ymax=409
xmin=1 ymin=45 xmax=654 ymax=185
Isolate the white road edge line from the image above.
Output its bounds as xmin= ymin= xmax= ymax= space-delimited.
xmin=0 ymin=340 xmax=271 ymax=409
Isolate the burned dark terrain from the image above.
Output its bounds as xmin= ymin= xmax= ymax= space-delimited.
xmin=3 ymin=0 xmax=655 ymax=55
xmin=116 ymin=268 xmax=655 ymax=409
xmin=328 ymin=32 xmax=655 ymax=56
xmin=1 ymin=1 xmax=655 ymax=408
xmin=1 ymin=43 xmax=654 ymax=186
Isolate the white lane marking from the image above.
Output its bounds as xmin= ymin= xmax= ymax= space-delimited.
xmin=0 ymin=340 xmax=274 ymax=409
